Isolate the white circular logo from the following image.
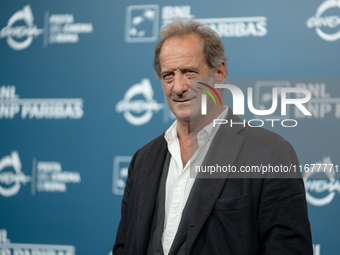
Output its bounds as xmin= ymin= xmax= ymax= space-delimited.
xmin=0 ymin=5 xmax=43 ymax=50
xmin=115 ymin=78 xmax=163 ymax=126
xmin=0 ymin=151 xmax=30 ymax=197
xmin=307 ymin=0 xmax=340 ymax=41
xmin=304 ymin=157 xmax=339 ymax=206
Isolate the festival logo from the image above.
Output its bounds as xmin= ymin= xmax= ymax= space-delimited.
xmin=307 ymin=0 xmax=340 ymax=41
xmin=0 ymin=5 xmax=93 ymax=50
xmin=47 ymin=13 xmax=93 ymax=46
xmin=115 ymin=79 xmax=163 ymax=126
xmin=0 ymin=151 xmax=30 ymax=197
xmin=32 ymin=159 xmax=81 ymax=195
xmin=0 ymin=151 xmax=81 ymax=197
xmin=0 ymin=5 xmax=43 ymax=50
xmin=304 ymin=156 xmax=340 ymax=207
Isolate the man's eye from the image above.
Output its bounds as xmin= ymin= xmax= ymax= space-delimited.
xmin=186 ymin=71 xmax=196 ymax=77
xmin=163 ymin=74 xmax=172 ymax=80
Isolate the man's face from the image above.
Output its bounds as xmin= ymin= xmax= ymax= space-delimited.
xmin=159 ymin=34 xmax=213 ymax=123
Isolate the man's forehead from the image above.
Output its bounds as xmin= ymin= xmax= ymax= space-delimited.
xmin=159 ymin=34 xmax=205 ymax=67
xmin=162 ymin=34 xmax=203 ymax=48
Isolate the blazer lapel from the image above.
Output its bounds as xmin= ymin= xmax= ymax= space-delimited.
xmin=170 ymin=110 xmax=246 ymax=254
xmin=136 ymin=136 xmax=168 ymax=253
xmin=186 ymin=128 xmax=244 ymax=252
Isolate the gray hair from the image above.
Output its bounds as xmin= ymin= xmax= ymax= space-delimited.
xmin=153 ymin=18 xmax=227 ymax=78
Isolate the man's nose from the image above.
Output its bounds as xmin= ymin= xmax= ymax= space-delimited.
xmin=173 ymin=73 xmax=189 ymax=96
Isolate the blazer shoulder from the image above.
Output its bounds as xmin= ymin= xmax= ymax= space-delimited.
xmin=131 ymin=132 xmax=167 ymax=164
xmin=238 ymin=124 xmax=288 ymax=147
xmin=228 ymin=111 xmax=289 ymax=148
xmin=139 ymin=132 xmax=166 ymax=152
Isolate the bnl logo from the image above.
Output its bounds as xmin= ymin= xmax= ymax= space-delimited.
xmin=112 ymin=156 xmax=131 ymax=195
xmin=125 ymin=5 xmax=159 ymax=42
xmin=125 ymin=5 xmax=192 ymax=43
xmin=199 ymin=82 xmax=312 ymax=117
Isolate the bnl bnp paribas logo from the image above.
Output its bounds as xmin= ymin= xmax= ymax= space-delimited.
xmin=125 ymin=5 xmax=267 ymax=43
xmin=0 ymin=229 xmax=76 ymax=255
xmin=0 ymin=151 xmax=81 ymax=197
xmin=0 ymin=85 xmax=83 ymax=119
xmin=0 ymin=5 xmax=93 ymax=50
xmin=307 ymin=0 xmax=340 ymax=41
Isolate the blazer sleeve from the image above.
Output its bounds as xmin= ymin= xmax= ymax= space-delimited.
xmin=112 ymin=149 xmax=140 ymax=255
xmin=258 ymin=137 xmax=313 ymax=255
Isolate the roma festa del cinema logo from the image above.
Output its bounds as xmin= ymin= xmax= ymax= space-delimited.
xmin=304 ymin=156 xmax=340 ymax=207
xmin=307 ymin=0 xmax=340 ymax=41
xmin=0 ymin=151 xmax=30 ymax=197
xmin=115 ymin=78 xmax=163 ymax=126
xmin=0 ymin=5 xmax=43 ymax=50
xmin=0 ymin=5 xmax=94 ymax=50
xmin=0 ymin=151 xmax=81 ymax=197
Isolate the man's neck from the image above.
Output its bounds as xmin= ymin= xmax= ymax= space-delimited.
xmin=176 ymin=105 xmax=227 ymax=167
xmin=177 ymin=105 xmax=227 ymax=138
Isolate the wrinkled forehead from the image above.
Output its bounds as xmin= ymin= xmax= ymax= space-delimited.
xmin=160 ymin=34 xmax=205 ymax=65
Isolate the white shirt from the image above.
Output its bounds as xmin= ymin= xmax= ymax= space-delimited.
xmin=162 ymin=107 xmax=229 ymax=254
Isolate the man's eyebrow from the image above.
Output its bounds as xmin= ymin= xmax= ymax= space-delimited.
xmin=161 ymin=66 xmax=200 ymax=76
xmin=181 ymin=66 xmax=200 ymax=71
xmin=160 ymin=69 xmax=173 ymax=76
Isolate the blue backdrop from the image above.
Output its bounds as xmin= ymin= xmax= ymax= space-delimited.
xmin=1 ymin=1 xmax=339 ymax=254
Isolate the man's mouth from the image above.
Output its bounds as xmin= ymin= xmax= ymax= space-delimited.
xmin=175 ymin=99 xmax=191 ymax=102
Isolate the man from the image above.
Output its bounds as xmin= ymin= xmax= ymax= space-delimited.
xmin=113 ymin=19 xmax=312 ymax=255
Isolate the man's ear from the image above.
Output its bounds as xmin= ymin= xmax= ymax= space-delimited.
xmin=214 ymin=60 xmax=227 ymax=84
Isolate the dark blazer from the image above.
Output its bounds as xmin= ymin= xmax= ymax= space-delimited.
xmin=113 ymin=110 xmax=313 ymax=255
